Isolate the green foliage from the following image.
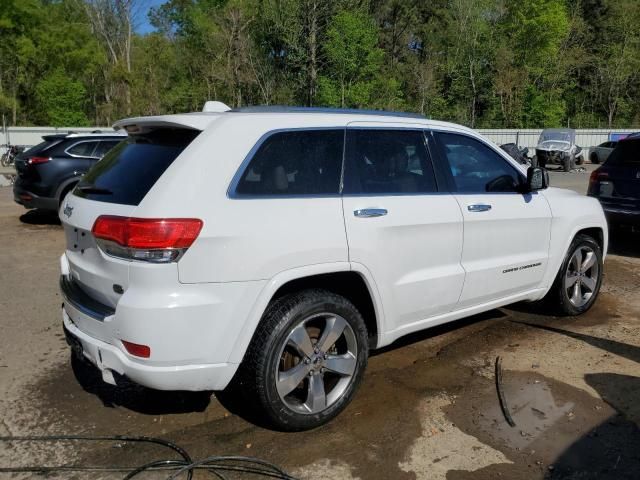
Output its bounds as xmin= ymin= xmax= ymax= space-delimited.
xmin=34 ymin=69 xmax=89 ymax=126
xmin=1 ymin=0 xmax=640 ymax=128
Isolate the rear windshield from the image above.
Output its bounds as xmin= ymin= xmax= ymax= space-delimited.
xmin=606 ymin=139 xmax=640 ymax=165
xmin=74 ymin=128 xmax=199 ymax=205
xmin=23 ymin=138 xmax=63 ymax=156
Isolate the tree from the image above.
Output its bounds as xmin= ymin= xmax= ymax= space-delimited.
xmin=317 ymin=10 xmax=385 ymax=108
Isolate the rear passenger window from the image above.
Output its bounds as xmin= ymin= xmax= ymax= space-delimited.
xmin=343 ymin=129 xmax=436 ymax=194
xmin=235 ymin=130 xmax=344 ymax=196
xmin=94 ymin=140 xmax=121 ymax=158
xmin=67 ymin=141 xmax=99 ymax=157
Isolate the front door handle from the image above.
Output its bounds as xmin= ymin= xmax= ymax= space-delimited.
xmin=467 ymin=204 xmax=492 ymax=212
xmin=354 ymin=208 xmax=388 ymax=218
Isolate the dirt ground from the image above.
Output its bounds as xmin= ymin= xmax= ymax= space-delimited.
xmin=1 ymin=174 xmax=639 ymax=479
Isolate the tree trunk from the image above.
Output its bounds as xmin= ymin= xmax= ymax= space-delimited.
xmin=307 ymin=0 xmax=318 ymax=106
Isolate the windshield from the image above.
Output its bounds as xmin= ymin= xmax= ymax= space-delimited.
xmin=538 ymin=130 xmax=574 ymax=144
xmin=74 ymin=128 xmax=199 ymax=206
xmin=606 ymin=139 xmax=640 ymax=165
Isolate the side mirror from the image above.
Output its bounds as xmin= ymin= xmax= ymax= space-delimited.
xmin=526 ymin=166 xmax=548 ymax=192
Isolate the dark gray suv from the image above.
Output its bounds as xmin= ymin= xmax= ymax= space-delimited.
xmin=13 ymin=132 xmax=125 ymax=211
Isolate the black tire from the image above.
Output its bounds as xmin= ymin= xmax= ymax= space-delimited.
xmin=575 ymin=155 xmax=584 ymax=166
xmin=229 ymin=289 xmax=369 ymax=431
xmin=590 ymin=152 xmax=599 ymax=164
xmin=541 ymin=234 xmax=603 ymax=316
xmin=563 ymin=156 xmax=572 ymax=172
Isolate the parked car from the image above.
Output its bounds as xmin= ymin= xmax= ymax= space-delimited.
xmin=500 ymin=143 xmax=530 ymax=165
xmin=588 ymin=136 xmax=640 ymax=230
xmin=59 ymin=105 xmax=607 ymax=431
xmin=589 ymin=141 xmax=617 ymax=164
xmin=535 ymin=128 xmax=584 ymax=171
xmin=13 ymin=132 xmax=126 ymax=211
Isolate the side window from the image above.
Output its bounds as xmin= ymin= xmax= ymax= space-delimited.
xmin=67 ymin=141 xmax=99 ymax=158
xmin=234 ymin=129 xmax=344 ymax=196
xmin=94 ymin=140 xmax=121 ymax=158
xmin=435 ymin=132 xmax=523 ymax=193
xmin=343 ymin=129 xmax=437 ymax=194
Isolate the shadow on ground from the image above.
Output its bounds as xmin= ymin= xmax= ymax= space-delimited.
xmin=523 ymin=324 xmax=640 ymax=480
xmin=608 ymin=228 xmax=640 ymax=258
xmin=19 ymin=208 xmax=60 ymax=226
xmin=71 ymin=354 xmax=211 ymax=414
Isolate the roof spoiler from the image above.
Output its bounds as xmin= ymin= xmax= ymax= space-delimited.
xmin=202 ymin=101 xmax=231 ymax=113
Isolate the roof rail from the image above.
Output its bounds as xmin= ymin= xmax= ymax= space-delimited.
xmin=230 ymin=105 xmax=426 ymax=119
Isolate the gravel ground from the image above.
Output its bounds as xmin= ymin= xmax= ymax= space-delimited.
xmin=0 ymin=171 xmax=639 ymax=479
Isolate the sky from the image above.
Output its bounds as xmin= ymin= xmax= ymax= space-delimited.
xmin=136 ymin=0 xmax=165 ymax=34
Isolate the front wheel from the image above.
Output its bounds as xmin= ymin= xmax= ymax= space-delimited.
xmin=542 ymin=234 xmax=603 ymax=316
xmin=233 ymin=289 xmax=369 ymax=431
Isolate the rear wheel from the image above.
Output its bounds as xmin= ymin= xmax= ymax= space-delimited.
xmin=232 ymin=289 xmax=368 ymax=431
xmin=590 ymin=152 xmax=599 ymax=164
xmin=542 ymin=234 xmax=603 ymax=316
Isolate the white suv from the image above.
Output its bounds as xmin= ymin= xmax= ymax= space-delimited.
xmin=59 ymin=105 xmax=607 ymax=430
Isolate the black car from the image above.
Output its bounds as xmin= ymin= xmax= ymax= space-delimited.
xmin=13 ymin=132 xmax=125 ymax=211
xmin=588 ymin=136 xmax=640 ymax=229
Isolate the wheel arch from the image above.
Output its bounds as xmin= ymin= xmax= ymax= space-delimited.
xmin=55 ymin=176 xmax=82 ymax=206
xmin=227 ymin=263 xmax=385 ymax=364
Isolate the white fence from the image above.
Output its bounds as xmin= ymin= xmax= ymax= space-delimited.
xmin=478 ymin=129 xmax=638 ymax=152
xmin=1 ymin=125 xmax=638 ymax=156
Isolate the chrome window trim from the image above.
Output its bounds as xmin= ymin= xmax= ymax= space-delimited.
xmin=64 ymin=140 xmax=101 ymax=159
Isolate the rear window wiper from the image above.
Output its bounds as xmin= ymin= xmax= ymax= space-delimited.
xmin=76 ymin=184 xmax=113 ymax=195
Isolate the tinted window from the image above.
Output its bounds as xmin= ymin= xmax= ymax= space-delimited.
xmin=436 ymin=132 xmax=522 ymax=193
xmin=22 ymin=138 xmax=63 ymax=156
xmin=343 ymin=129 xmax=436 ymax=194
xmin=94 ymin=140 xmax=122 ymax=158
xmin=75 ymin=128 xmax=198 ymax=206
xmin=235 ymin=130 xmax=344 ymax=196
xmin=67 ymin=141 xmax=99 ymax=157
xmin=607 ymin=139 xmax=640 ymax=165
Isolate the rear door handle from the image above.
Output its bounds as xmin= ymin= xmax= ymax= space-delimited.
xmin=467 ymin=204 xmax=492 ymax=212
xmin=354 ymin=208 xmax=388 ymax=218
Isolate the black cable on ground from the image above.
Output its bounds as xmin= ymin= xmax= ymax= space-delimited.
xmin=495 ymin=356 xmax=516 ymax=427
xmin=0 ymin=434 xmax=299 ymax=479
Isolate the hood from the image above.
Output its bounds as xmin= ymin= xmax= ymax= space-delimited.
xmin=537 ymin=140 xmax=571 ymax=152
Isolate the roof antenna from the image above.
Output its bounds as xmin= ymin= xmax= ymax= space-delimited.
xmin=202 ymin=101 xmax=231 ymax=113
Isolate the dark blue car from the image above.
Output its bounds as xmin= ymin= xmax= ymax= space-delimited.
xmin=13 ymin=132 xmax=125 ymax=211
xmin=588 ymin=136 xmax=640 ymax=230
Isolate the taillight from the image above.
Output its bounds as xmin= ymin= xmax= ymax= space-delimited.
xmin=91 ymin=216 xmax=203 ymax=263
xmin=27 ymin=156 xmax=50 ymax=165
xmin=588 ymin=170 xmax=608 ymax=193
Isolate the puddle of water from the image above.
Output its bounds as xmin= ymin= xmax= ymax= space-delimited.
xmin=476 ymin=377 xmax=575 ymax=450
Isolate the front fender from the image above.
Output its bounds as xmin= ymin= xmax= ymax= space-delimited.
xmin=540 ymin=188 xmax=608 ymax=294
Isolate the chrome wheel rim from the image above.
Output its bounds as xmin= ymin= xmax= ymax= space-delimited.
xmin=565 ymin=246 xmax=599 ymax=308
xmin=275 ymin=313 xmax=357 ymax=415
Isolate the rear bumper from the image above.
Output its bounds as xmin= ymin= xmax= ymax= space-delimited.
xmin=13 ymin=182 xmax=58 ymax=210
xmin=58 ymin=252 xmax=266 ymax=391
xmin=63 ymin=311 xmax=238 ymax=391
xmin=603 ymin=207 xmax=640 ymax=228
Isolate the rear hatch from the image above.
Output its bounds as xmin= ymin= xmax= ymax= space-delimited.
xmin=594 ymin=139 xmax=640 ymax=211
xmin=14 ymin=135 xmax=65 ymax=179
xmin=61 ymin=128 xmax=201 ymax=309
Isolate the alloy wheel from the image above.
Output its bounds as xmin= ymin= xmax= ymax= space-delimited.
xmin=564 ymin=246 xmax=599 ymax=308
xmin=275 ymin=313 xmax=358 ymax=415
